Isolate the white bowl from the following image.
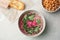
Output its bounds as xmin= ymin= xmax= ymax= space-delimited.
xmin=18 ymin=10 xmax=46 ymax=37
xmin=41 ymin=0 xmax=60 ymax=13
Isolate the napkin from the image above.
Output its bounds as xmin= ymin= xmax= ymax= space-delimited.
xmin=0 ymin=0 xmax=18 ymax=22
xmin=0 ymin=0 xmax=10 ymax=8
xmin=0 ymin=8 xmax=18 ymax=22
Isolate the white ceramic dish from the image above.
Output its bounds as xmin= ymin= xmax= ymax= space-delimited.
xmin=18 ymin=10 xmax=46 ymax=37
xmin=41 ymin=0 xmax=60 ymax=13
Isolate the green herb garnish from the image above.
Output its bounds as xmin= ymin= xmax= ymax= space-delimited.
xmin=27 ymin=28 xmax=33 ymax=34
xmin=23 ymin=15 xmax=28 ymax=24
xmin=23 ymin=15 xmax=28 ymax=30
xmin=28 ymin=15 xmax=34 ymax=20
xmin=24 ymin=15 xmax=27 ymax=20
xmin=36 ymin=19 xmax=41 ymax=24
xmin=34 ymin=26 xmax=39 ymax=32
xmin=23 ymin=24 xmax=27 ymax=30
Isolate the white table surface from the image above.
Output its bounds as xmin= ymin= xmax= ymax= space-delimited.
xmin=0 ymin=0 xmax=60 ymax=40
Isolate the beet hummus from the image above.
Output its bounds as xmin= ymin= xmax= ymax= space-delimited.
xmin=18 ymin=10 xmax=43 ymax=36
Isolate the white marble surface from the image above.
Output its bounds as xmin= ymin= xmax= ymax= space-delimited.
xmin=0 ymin=0 xmax=60 ymax=40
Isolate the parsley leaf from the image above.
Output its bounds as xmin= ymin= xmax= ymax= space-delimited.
xmin=36 ymin=19 xmax=41 ymax=24
xmin=34 ymin=27 xmax=39 ymax=32
xmin=23 ymin=24 xmax=27 ymax=30
xmin=28 ymin=15 xmax=34 ymax=20
xmin=27 ymin=28 xmax=33 ymax=34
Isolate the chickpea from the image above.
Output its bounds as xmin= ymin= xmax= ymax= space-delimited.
xmin=42 ymin=0 xmax=59 ymax=11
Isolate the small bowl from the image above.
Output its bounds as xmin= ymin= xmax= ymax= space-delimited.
xmin=41 ymin=0 xmax=60 ymax=13
xmin=18 ymin=10 xmax=46 ymax=37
